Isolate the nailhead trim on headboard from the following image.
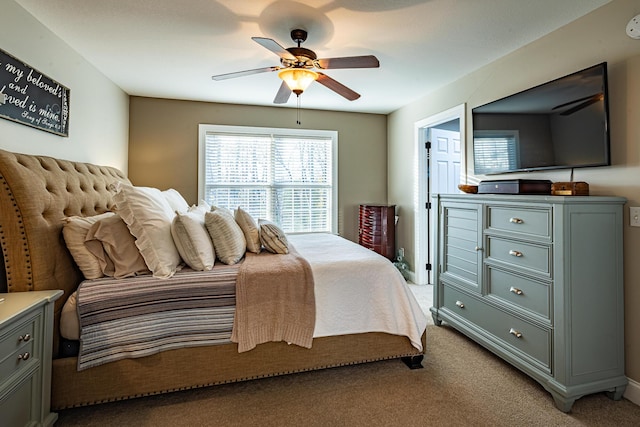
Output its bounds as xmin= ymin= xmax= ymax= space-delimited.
xmin=0 ymin=149 xmax=130 ymax=353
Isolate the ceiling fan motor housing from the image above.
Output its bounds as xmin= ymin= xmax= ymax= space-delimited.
xmin=283 ymin=47 xmax=317 ymax=68
xmin=290 ymin=29 xmax=308 ymax=44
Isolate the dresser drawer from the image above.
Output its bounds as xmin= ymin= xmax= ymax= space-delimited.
xmin=0 ymin=315 xmax=37 ymax=360
xmin=486 ymin=236 xmax=551 ymax=277
xmin=442 ymin=285 xmax=551 ymax=371
xmin=0 ymin=371 xmax=35 ymax=427
xmin=487 ymin=206 xmax=551 ymax=239
xmin=0 ymin=316 xmax=39 ymax=382
xmin=486 ymin=266 xmax=551 ymax=320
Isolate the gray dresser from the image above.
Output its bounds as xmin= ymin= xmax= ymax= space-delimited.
xmin=430 ymin=194 xmax=627 ymax=412
xmin=0 ymin=290 xmax=62 ymax=427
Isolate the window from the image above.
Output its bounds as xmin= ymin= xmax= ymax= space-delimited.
xmin=473 ymin=130 xmax=519 ymax=174
xmin=198 ymin=125 xmax=337 ymax=234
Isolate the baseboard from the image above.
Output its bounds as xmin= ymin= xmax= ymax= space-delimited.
xmin=624 ymin=377 xmax=640 ymax=406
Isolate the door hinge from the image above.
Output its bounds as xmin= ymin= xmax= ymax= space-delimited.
xmin=425 ymin=202 xmax=432 ymax=210
xmin=425 ymin=141 xmax=432 ymax=150
xmin=426 ymin=263 xmax=432 ymax=271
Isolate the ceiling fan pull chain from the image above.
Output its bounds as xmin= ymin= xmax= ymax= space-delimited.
xmin=297 ymin=96 xmax=302 ymax=125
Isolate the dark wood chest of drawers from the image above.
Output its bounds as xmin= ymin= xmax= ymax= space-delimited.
xmin=358 ymin=204 xmax=395 ymax=260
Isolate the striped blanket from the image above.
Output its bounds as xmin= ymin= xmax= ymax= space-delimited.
xmin=77 ymin=265 xmax=238 ymax=371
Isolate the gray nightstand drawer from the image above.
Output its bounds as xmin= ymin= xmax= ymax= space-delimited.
xmin=0 ymin=316 xmax=36 ymax=358
xmin=442 ymin=284 xmax=551 ymax=371
xmin=487 ymin=206 xmax=551 ymax=239
xmin=486 ymin=266 xmax=550 ymax=320
xmin=487 ymin=236 xmax=551 ymax=277
xmin=0 ymin=373 xmax=34 ymax=427
xmin=0 ymin=339 xmax=36 ymax=382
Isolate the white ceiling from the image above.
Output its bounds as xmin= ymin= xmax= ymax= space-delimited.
xmin=15 ymin=0 xmax=612 ymax=114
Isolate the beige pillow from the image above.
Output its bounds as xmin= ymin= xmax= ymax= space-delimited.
xmin=259 ymin=219 xmax=289 ymax=254
xmin=211 ymin=205 xmax=233 ymax=217
xmin=85 ymin=214 xmax=150 ymax=278
xmin=234 ymin=207 xmax=261 ymax=254
xmin=171 ymin=210 xmax=215 ymax=271
xmin=204 ymin=210 xmax=246 ymax=265
xmin=112 ymin=182 xmax=182 ymax=278
xmin=62 ymin=212 xmax=115 ymax=279
xmin=60 ymin=290 xmax=80 ymax=341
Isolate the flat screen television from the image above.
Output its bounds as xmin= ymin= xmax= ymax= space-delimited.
xmin=472 ymin=62 xmax=610 ymax=175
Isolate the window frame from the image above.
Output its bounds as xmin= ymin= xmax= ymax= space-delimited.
xmin=198 ymin=124 xmax=338 ymax=234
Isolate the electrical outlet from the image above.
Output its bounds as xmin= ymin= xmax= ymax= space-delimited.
xmin=630 ymin=207 xmax=640 ymax=227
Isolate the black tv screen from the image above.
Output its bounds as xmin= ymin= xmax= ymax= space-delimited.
xmin=472 ymin=62 xmax=610 ymax=175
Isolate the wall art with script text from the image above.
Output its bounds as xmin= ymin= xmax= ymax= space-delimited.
xmin=0 ymin=48 xmax=70 ymax=137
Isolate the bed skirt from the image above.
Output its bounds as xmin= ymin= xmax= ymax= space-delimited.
xmin=51 ymin=331 xmax=425 ymax=409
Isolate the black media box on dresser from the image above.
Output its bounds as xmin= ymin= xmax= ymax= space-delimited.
xmin=358 ymin=205 xmax=396 ymax=260
xmin=478 ymin=179 xmax=552 ymax=195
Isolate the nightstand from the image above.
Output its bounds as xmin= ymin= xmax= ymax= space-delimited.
xmin=0 ymin=290 xmax=62 ymax=427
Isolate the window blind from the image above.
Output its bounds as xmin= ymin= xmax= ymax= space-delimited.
xmin=202 ymin=129 xmax=335 ymax=233
xmin=473 ymin=131 xmax=519 ymax=174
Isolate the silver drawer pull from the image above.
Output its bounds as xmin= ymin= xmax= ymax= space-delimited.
xmin=509 ymin=286 xmax=523 ymax=295
xmin=509 ymin=217 xmax=524 ymax=224
xmin=18 ymin=352 xmax=30 ymax=361
xmin=509 ymin=250 xmax=523 ymax=257
xmin=19 ymin=333 xmax=31 ymax=342
xmin=455 ymin=300 xmax=465 ymax=309
xmin=509 ymin=328 xmax=523 ymax=339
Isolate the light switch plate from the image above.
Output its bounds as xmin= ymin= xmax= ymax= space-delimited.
xmin=630 ymin=207 xmax=640 ymax=227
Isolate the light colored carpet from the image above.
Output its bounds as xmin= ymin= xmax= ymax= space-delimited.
xmin=55 ymin=321 xmax=640 ymax=426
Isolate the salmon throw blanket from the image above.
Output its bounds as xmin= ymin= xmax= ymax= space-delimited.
xmin=231 ymin=246 xmax=316 ymax=353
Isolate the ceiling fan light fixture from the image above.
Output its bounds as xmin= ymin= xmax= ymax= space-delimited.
xmin=278 ymin=68 xmax=318 ymax=96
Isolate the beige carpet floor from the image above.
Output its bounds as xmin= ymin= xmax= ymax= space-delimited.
xmin=55 ymin=321 xmax=640 ymax=427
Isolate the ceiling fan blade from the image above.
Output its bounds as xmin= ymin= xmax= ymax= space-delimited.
xmin=212 ymin=66 xmax=279 ymax=81
xmin=316 ymin=73 xmax=360 ymax=101
xmin=552 ymin=93 xmax=601 ymax=110
xmin=274 ymin=81 xmax=292 ymax=104
xmin=560 ymin=97 xmax=601 ymax=116
xmin=252 ymin=37 xmax=297 ymax=61
xmin=316 ymin=55 xmax=380 ymax=69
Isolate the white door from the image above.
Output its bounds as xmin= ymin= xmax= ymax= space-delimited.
xmin=430 ymin=128 xmax=461 ymax=195
xmin=414 ymin=103 xmax=465 ymax=286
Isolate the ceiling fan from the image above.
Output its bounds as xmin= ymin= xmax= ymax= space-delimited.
xmin=552 ymin=93 xmax=603 ymax=115
xmin=212 ymin=29 xmax=380 ymax=104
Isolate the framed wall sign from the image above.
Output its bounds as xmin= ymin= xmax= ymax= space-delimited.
xmin=0 ymin=47 xmax=70 ymax=137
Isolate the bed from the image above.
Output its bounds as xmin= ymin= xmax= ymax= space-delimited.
xmin=0 ymin=148 xmax=427 ymax=409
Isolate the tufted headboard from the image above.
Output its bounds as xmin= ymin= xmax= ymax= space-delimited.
xmin=0 ymin=149 xmax=130 ymax=349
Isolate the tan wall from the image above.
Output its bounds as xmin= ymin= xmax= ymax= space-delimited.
xmin=388 ymin=0 xmax=640 ymax=383
xmin=128 ymin=97 xmax=387 ymax=242
xmin=0 ymin=0 xmax=129 ymax=171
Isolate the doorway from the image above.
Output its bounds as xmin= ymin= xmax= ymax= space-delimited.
xmin=414 ymin=104 xmax=466 ymax=285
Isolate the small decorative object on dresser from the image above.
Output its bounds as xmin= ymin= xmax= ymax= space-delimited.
xmin=431 ymin=194 xmax=627 ymax=412
xmin=457 ymin=184 xmax=478 ymax=194
xmin=358 ymin=204 xmax=396 ymax=260
xmin=551 ymin=181 xmax=589 ymax=196
xmin=0 ymin=290 xmax=62 ymax=427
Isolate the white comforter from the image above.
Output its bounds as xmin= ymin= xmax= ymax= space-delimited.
xmin=288 ymin=233 xmax=428 ymax=352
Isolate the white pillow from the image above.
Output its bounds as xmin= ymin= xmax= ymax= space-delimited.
xmin=259 ymin=219 xmax=289 ymax=254
xmin=162 ymin=188 xmax=189 ymax=213
xmin=62 ymin=212 xmax=115 ymax=279
xmin=112 ymin=182 xmax=182 ymax=278
xmin=235 ymin=207 xmax=261 ymax=254
xmin=204 ymin=210 xmax=246 ymax=265
xmin=171 ymin=210 xmax=215 ymax=271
